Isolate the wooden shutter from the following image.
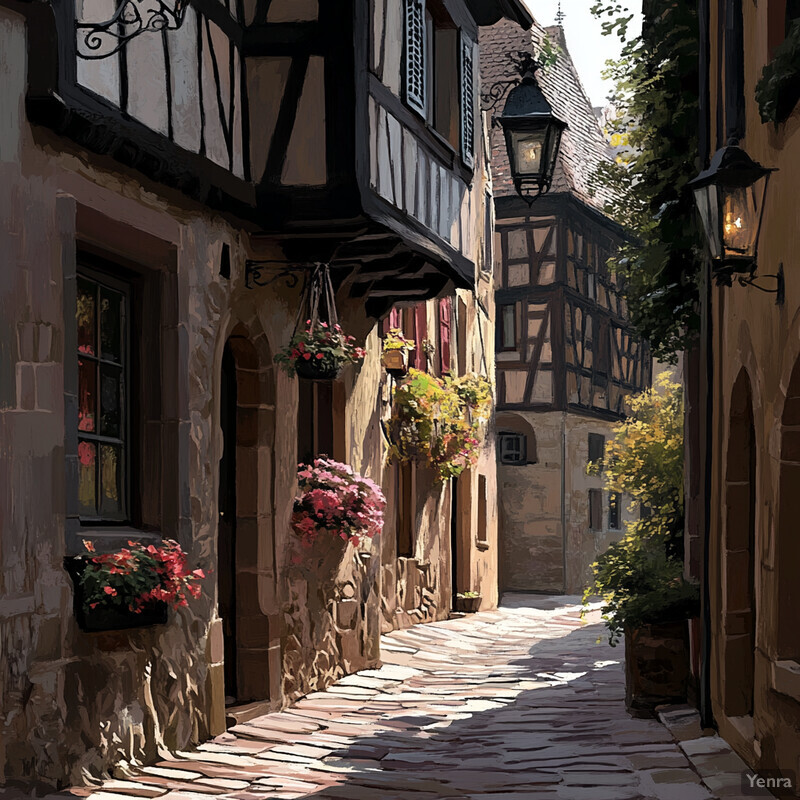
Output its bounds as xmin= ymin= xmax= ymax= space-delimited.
xmin=383 ymin=307 xmax=402 ymax=335
xmin=460 ymin=33 xmax=476 ymax=168
xmin=414 ymin=303 xmax=428 ymax=370
xmin=438 ymin=297 xmax=452 ymax=374
xmin=404 ymin=0 xmax=427 ymax=115
xmin=589 ymin=489 xmax=603 ymax=531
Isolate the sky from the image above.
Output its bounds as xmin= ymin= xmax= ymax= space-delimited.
xmin=522 ymin=0 xmax=642 ymax=108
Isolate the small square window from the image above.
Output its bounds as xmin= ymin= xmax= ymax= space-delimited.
xmin=608 ymin=492 xmax=621 ymax=530
xmin=498 ymin=433 xmax=526 ymax=465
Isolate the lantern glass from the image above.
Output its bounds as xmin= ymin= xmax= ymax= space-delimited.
xmin=510 ymin=129 xmax=546 ymax=175
xmin=721 ymin=177 xmax=766 ymax=259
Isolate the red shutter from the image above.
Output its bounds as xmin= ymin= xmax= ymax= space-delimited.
xmin=383 ymin=307 xmax=401 ymax=335
xmin=438 ymin=297 xmax=452 ymax=375
xmin=414 ymin=303 xmax=427 ymax=370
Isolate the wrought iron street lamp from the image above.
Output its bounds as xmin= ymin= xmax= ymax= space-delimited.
xmin=690 ymin=142 xmax=778 ymax=294
xmin=77 ymin=0 xmax=190 ymax=59
xmin=482 ymin=53 xmax=567 ymax=205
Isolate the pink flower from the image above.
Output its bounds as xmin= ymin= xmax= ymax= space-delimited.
xmin=303 ymin=353 xmax=312 ymax=360
xmin=103 ymin=586 xmax=117 ymax=596
xmin=316 ymin=353 xmax=324 ymax=360
xmin=192 ymin=568 xmax=205 ymax=579
xmin=83 ymin=539 xmax=95 ymax=553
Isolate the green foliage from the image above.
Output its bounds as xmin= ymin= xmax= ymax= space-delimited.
xmin=584 ymin=373 xmax=699 ymax=643
xmin=388 ymin=369 xmax=492 ymax=481
xmin=756 ymin=19 xmax=800 ymax=125
xmin=589 ymin=0 xmax=703 ymax=362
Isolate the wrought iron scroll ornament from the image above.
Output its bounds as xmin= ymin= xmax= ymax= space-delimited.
xmin=737 ymin=263 xmax=785 ymax=305
xmin=76 ymin=0 xmax=189 ymax=59
xmin=244 ymin=260 xmax=307 ymax=290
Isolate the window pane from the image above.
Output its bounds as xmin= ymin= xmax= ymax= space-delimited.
xmin=502 ymin=305 xmax=516 ymax=349
xmin=100 ymin=288 xmax=123 ymax=363
xmin=100 ymin=444 xmax=122 ymax=516
xmin=100 ymin=365 xmax=122 ymax=437
xmin=78 ymin=439 xmax=97 ymax=516
xmin=78 ymin=359 xmax=97 ymax=432
xmin=77 ymin=278 xmax=96 ymax=356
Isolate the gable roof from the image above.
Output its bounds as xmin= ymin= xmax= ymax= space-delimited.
xmin=480 ymin=17 xmax=618 ymax=211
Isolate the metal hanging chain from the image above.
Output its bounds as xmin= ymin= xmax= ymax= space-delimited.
xmin=292 ymin=263 xmax=340 ymax=338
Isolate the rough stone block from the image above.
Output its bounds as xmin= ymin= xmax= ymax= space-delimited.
xmin=35 ymin=363 xmax=61 ymax=412
xmin=16 ymin=361 xmax=34 ymax=409
xmin=36 ymin=323 xmax=53 ymax=362
xmin=17 ymin=321 xmax=34 ymax=361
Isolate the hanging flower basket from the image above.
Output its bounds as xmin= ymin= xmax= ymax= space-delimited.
xmin=274 ymin=264 xmax=365 ymax=380
xmin=387 ymin=369 xmax=493 ymax=482
xmin=277 ymin=322 xmax=365 ymax=380
xmin=291 ymin=457 xmax=386 ymax=549
xmin=69 ymin=539 xmax=207 ymax=633
xmin=381 ymin=329 xmax=415 ymax=376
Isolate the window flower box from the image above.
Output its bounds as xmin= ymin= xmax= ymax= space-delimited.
xmin=381 ymin=329 xmax=415 ymax=376
xmin=68 ymin=538 xmax=206 ymax=633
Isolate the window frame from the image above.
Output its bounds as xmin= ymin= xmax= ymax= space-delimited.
xmin=588 ymin=432 xmax=606 ymax=470
xmin=75 ymin=260 xmax=132 ymax=525
xmin=608 ymin=491 xmax=622 ymax=531
xmin=589 ymin=488 xmax=603 ymax=532
xmin=499 ymin=303 xmax=517 ymax=352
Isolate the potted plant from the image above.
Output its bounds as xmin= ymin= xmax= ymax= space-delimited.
xmin=388 ymin=369 xmax=492 ymax=482
xmin=69 ymin=539 xmax=206 ymax=633
xmin=381 ymin=328 xmax=415 ymax=375
xmin=291 ymin=457 xmax=386 ymax=548
xmin=275 ymin=321 xmax=366 ymax=380
xmin=455 ymin=591 xmax=482 ymax=613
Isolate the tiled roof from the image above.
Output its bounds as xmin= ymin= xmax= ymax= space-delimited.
xmin=479 ymin=18 xmax=618 ymax=210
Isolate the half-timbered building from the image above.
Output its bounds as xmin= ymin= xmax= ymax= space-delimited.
xmin=0 ymin=0 xmax=530 ymax=785
xmin=481 ymin=19 xmax=652 ymax=595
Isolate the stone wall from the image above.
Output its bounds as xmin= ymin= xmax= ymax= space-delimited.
xmin=0 ymin=9 xmax=385 ymax=784
xmin=498 ymin=410 xmax=635 ymax=595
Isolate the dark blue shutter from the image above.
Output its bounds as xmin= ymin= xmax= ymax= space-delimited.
xmin=404 ymin=0 xmax=426 ymax=115
xmin=460 ymin=33 xmax=476 ymax=167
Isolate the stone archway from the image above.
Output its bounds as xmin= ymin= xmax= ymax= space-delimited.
xmin=722 ymin=369 xmax=757 ymax=717
xmin=218 ymin=324 xmax=281 ymax=715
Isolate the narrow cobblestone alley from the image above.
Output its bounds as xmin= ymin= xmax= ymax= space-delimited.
xmin=38 ymin=597 xmax=767 ymax=800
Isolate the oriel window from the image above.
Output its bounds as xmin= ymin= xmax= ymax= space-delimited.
xmin=76 ymin=269 xmax=129 ymax=522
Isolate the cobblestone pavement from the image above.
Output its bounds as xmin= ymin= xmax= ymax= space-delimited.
xmin=46 ymin=595 xmax=771 ymax=800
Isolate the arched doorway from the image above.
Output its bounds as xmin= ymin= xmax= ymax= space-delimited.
xmin=722 ymin=369 xmax=756 ymax=717
xmin=218 ymin=325 xmax=280 ymax=715
xmin=778 ymin=358 xmax=800 ymax=661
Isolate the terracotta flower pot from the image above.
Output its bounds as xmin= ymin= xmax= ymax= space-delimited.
xmin=455 ymin=595 xmax=482 ymax=613
xmin=381 ymin=349 xmax=409 ymax=375
xmin=294 ymin=358 xmax=341 ymax=380
xmin=624 ymin=620 xmax=690 ymax=717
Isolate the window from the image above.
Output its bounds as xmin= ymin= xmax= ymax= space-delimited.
xmin=498 ymin=433 xmax=526 ymax=465
xmin=76 ymin=269 xmax=129 ymax=522
xmin=588 ymin=433 xmax=605 ymax=470
xmin=608 ymin=492 xmax=621 ymax=530
xmin=589 ymin=488 xmax=603 ymax=531
xmin=403 ymin=0 xmax=474 ymax=161
xmin=499 ymin=304 xmax=517 ymax=351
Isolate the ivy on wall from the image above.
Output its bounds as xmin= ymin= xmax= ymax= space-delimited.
xmin=589 ymin=0 xmax=703 ymax=363
xmin=756 ymin=19 xmax=800 ymax=125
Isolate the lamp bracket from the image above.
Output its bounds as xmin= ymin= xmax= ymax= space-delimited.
xmin=480 ymin=51 xmax=541 ymax=112
xmin=736 ymin=263 xmax=785 ymax=305
xmin=77 ymin=0 xmax=189 ymax=59
xmin=245 ymin=260 xmax=308 ymax=290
